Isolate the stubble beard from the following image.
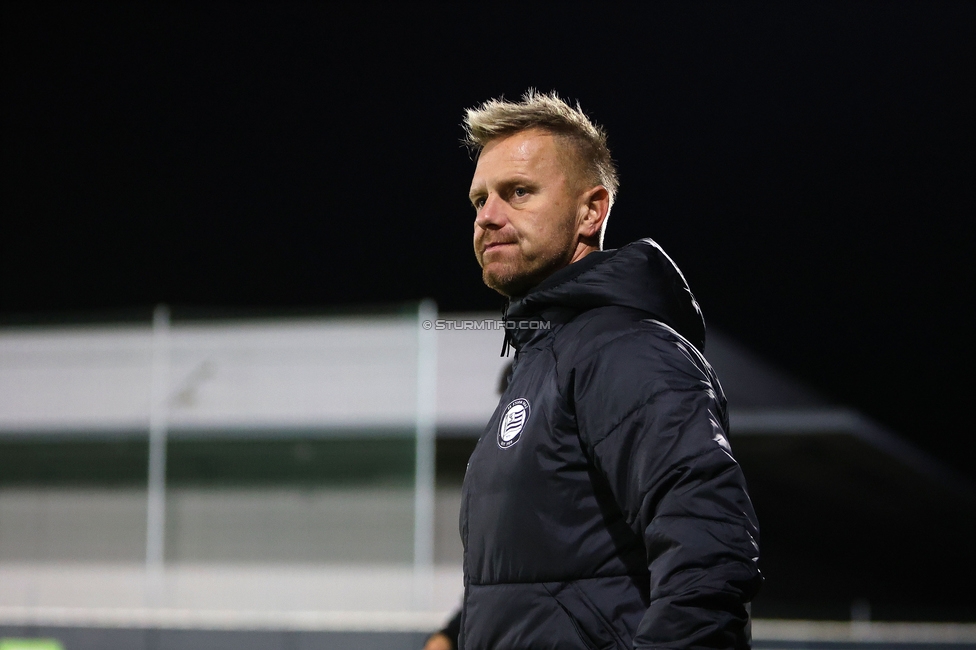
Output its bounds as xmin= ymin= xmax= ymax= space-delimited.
xmin=481 ymin=243 xmax=574 ymax=298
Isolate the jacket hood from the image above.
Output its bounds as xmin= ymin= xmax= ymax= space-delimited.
xmin=504 ymin=238 xmax=706 ymax=353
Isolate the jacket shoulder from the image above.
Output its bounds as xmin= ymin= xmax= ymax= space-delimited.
xmin=554 ymin=306 xmax=713 ymax=386
xmin=553 ymin=306 xmax=727 ymax=449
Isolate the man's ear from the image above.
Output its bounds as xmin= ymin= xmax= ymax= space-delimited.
xmin=577 ymin=185 xmax=611 ymax=245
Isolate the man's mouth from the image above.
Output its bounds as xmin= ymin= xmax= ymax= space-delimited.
xmin=483 ymin=241 xmax=515 ymax=253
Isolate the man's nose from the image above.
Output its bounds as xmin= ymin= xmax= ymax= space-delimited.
xmin=475 ymin=194 xmax=506 ymax=230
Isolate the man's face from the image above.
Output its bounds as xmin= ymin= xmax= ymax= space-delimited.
xmin=469 ymin=128 xmax=586 ymax=297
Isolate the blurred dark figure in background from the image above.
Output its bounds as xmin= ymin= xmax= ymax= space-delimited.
xmin=427 ymin=90 xmax=761 ymax=649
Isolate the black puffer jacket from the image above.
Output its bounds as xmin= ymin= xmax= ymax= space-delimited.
xmin=459 ymin=239 xmax=761 ymax=650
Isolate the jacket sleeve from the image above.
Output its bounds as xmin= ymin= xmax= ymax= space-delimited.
xmin=572 ymin=326 xmax=762 ymax=649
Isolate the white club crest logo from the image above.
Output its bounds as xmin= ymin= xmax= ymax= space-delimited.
xmin=497 ymin=398 xmax=531 ymax=449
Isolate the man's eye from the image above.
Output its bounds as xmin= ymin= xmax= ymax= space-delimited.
xmin=513 ymin=187 xmax=527 ymax=198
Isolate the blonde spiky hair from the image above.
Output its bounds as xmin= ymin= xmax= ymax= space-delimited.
xmin=462 ymin=89 xmax=619 ymax=207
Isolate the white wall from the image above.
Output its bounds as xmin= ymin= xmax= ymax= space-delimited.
xmin=0 ymin=312 xmax=510 ymax=436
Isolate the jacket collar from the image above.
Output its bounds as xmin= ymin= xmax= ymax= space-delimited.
xmin=500 ymin=239 xmax=705 ymax=354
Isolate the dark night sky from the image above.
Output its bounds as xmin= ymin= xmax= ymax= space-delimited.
xmin=2 ymin=3 xmax=974 ymax=478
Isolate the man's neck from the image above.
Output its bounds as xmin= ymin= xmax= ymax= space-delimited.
xmin=569 ymin=243 xmax=600 ymax=265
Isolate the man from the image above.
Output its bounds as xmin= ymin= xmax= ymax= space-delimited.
xmin=429 ymin=90 xmax=761 ymax=650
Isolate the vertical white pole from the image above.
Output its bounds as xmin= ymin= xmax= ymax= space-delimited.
xmin=414 ymin=299 xmax=437 ymax=608
xmin=146 ymin=304 xmax=170 ymax=602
